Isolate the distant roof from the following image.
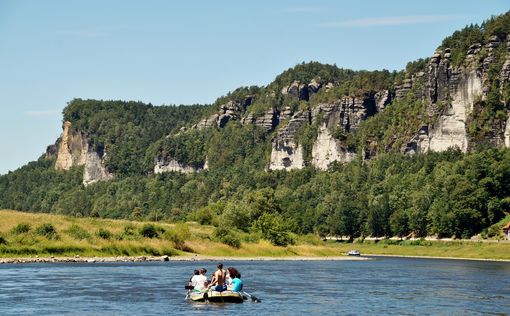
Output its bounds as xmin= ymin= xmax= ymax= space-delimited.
xmin=503 ymin=222 xmax=510 ymax=230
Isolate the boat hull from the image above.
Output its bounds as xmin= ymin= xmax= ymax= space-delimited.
xmin=189 ymin=290 xmax=244 ymax=303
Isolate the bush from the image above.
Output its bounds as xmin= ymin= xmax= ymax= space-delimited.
xmin=11 ymin=223 xmax=31 ymax=235
xmin=118 ymin=224 xmax=139 ymax=240
xmin=252 ymin=213 xmax=294 ymax=247
xmin=35 ymin=223 xmax=59 ymax=240
xmin=97 ymin=228 xmax=113 ymax=240
xmin=213 ymin=226 xmax=241 ymax=248
xmin=140 ymin=224 xmax=160 ymax=238
xmin=66 ymin=224 xmax=91 ymax=240
xmin=0 ymin=235 xmax=7 ymax=245
xmin=163 ymin=224 xmax=191 ymax=250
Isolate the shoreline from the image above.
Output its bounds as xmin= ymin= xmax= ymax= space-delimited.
xmin=365 ymin=253 xmax=510 ymax=262
xmin=2 ymin=253 xmax=510 ymax=264
xmin=0 ymin=254 xmax=370 ymax=264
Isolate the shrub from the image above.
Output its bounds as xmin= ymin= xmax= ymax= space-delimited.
xmin=240 ymin=232 xmax=260 ymax=243
xmin=118 ymin=224 xmax=139 ymax=240
xmin=35 ymin=223 xmax=59 ymax=240
xmin=213 ymin=226 xmax=241 ymax=248
xmin=163 ymin=224 xmax=191 ymax=250
xmin=0 ymin=235 xmax=7 ymax=245
xmin=11 ymin=223 xmax=31 ymax=235
xmin=66 ymin=224 xmax=91 ymax=240
xmin=140 ymin=224 xmax=160 ymax=238
xmin=252 ymin=213 xmax=294 ymax=247
xmin=97 ymin=228 xmax=113 ymax=240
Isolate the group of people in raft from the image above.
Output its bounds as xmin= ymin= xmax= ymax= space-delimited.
xmin=188 ymin=263 xmax=243 ymax=293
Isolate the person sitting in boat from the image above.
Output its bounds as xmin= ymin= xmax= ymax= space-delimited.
xmin=191 ymin=268 xmax=208 ymax=292
xmin=209 ymin=263 xmax=227 ymax=292
xmin=201 ymin=268 xmax=209 ymax=288
xmin=227 ymin=267 xmax=243 ymax=292
xmin=188 ymin=269 xmax=199 ymax=287
xmin=226 ymin=266 xmax=239 ymax=286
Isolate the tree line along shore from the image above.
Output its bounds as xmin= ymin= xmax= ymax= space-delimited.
xmin=1 ymin=210 xmax=509 ymax=261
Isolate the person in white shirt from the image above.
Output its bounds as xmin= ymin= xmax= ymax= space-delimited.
xmin=192 ymin=268 xmax=208 ymax=291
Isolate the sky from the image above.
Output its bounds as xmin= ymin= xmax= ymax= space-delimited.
xmin=0 ymin=0 xmax=509 ymax=175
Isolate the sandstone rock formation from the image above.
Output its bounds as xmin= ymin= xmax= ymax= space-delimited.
xmin=505 ymin=114 xmax=510 ymax=148
xmin=269 ymin=93 xmax=385 ymax=171
xmin=53 ymin=121 xmax=113 ymax=186
xmin=83 ymin=151 xmax=114 ymax=186
xmin=312 ymin=125 xmax=356 ymax=170
xmin=153 ymin=157 xmax=207 ymax=174
xmin=268 ymin=111 xmax=309 ymax=170
xmin=55 ymin=121 xmax=88 ymax=170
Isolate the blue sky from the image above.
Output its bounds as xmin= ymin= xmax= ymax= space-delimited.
xmin=0 ymin=0 xmax=508 ymax=174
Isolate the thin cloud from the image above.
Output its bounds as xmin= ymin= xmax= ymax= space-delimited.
xmin=24 ymin=110 xmax=61 ymax=118
xmin=320 ymin=14 xmax=467 ymax=28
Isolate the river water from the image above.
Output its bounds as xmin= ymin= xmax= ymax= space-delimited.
xmin=0 ymin=257 xmax=509 ymax=315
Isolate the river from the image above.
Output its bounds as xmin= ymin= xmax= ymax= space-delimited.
xmin=0 ymin=257 xmax=509 ymax=315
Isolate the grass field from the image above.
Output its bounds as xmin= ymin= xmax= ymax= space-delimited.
xmin=1 ymin=209 xmax=509 ymax=260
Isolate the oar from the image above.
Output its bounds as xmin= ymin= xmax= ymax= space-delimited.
xmin=184 ymin=285 xmax=194 ymax=301
xmin=241 ymin=291 xmax=261 ymax=303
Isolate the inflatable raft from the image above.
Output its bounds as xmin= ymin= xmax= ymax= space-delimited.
xmin=188 ymin=289 xmax=244 ymax=303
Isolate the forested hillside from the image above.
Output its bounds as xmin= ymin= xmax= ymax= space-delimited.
xmin=2 ymin=12 xmax=510 ymax=245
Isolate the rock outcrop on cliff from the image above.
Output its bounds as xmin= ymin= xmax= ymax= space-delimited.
xmin=153 ymin=157 xmax=207 ymax=174
xmin=268 ymin=110 xmax=309 ymax=170
xmin=268 ymin=93 xmax=389 ymax=170
xmin=52 ymin=121 xmax=113 ymax=186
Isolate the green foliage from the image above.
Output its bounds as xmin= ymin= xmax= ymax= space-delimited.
xmin=0 ymin=235 xmax=6 ymax=245
xmin=3 ymin=12 xmax=510 ymax=244
xmin=140 ymin=224 xmax=160 ymax=238
xmin=213 ymin=226 xmax=241 ymax=248
xmin=118 ymin=224 xmax=139 ymax=240
xmin=62 ymin=99 xmax=213 ymax=175
xmin=97 ymin=228 xmax=113 ymax=240
xmin=252 ymin=213 xmax=294 ymax=246
xmin=35 ymin=223 xmax=59 ymax=240
xmin=150 ymin=129 xmax=208 ymax=168
xmin=440 ymin=11 xmax=510 ymax=67
xmin=66 ymin=224 xmax=91 ymax=240
xmin=163 ymin=223 xmax=190 ymax=250
xmin=11 ymin=223 xmax=31 ymax=235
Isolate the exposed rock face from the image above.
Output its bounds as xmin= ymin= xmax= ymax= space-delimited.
xmin=53 ymin=121 xmax=113 ymax=186
xmin=375 ymin=90 xmax=392 ymax=112
xmin=83 ymin=151 xmax=114 ymax=186
xmin=404 ymin=44 xmax=485 ymax=153
xmin=280 ymin=79 xmax=323 ymax=101
xmin=268 ymin=111 xmax=310 ymax=170
xmin=194 ymin=113 xmax=219 ymax=129
xmin=419 ymin=70 xmax=482 ymax=153
xmin=312 ymin=125 xmax=356 ymax=170
xmin=505 ymin=114 xmax=510 ymax=148
xmin=269 ymin=93 xmax=382 ymax=170
xmin=242 ymin=108 xmax=280 ymax=132
xmin=154 ymin=158 xmax=206 ymax=174
xmin=327 ymin=95 xmax=378 ymax=132
xmin=55 ymin=121 xmax=88 ymax=170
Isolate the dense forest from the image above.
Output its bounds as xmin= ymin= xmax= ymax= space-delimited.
xmin=2 ymin=12 xmax=510 ymax=246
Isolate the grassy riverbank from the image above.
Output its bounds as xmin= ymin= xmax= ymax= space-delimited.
xmin=1 ymin=210 xmax=509 ymax=260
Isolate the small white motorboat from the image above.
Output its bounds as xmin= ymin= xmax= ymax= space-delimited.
xmin=347 ymin=249 xmax=361 ymax=256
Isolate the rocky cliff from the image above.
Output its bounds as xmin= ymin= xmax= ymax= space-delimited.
xmin=269 ymin=93 xmax=389 ymax=170
xmin=51 ymin=121 xmax=113 ymax=186
xmin=154 ymin=157 xmax=207 ymax=174
xmin=45 ymin=14 xmax=510 ymax=178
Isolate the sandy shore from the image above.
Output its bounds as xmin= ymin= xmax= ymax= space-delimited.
xmin=0 ymin=254 xmax=370 ymax=264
